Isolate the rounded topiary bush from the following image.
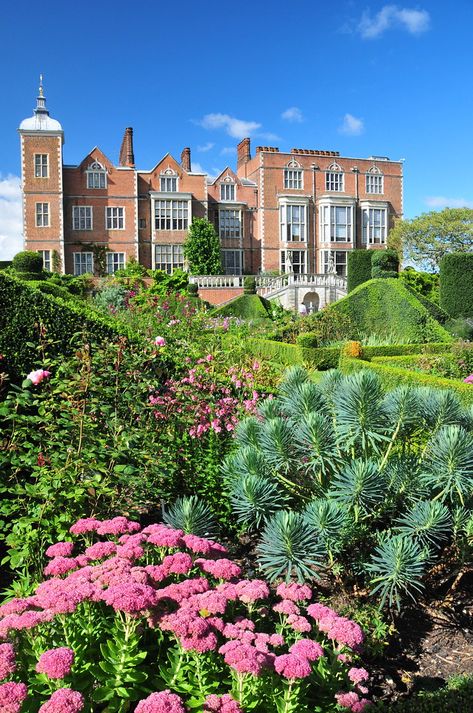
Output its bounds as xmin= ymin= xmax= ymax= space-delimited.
xmin=187 ymin=282 xmax=199 ymax=296
xmin=347 ymin=250 xmax=372 ymax=292
xmin=243 ymin=276 xmax=257 ymax=294
xmin=371 ymin=249 xmax=399 ymax=279
xmin=440 ymin=253 xmax=473 ymax=319
xmin=12 ymin=250 xmax=43 ymax=275
xmin=296 ymin=332 xmax=318 ymax=348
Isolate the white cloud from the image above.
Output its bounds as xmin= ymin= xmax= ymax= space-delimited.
xmin=220 ymin=146 xmax=236 ymax=155
xmin=0 ymin=174 xmax=23 ymax=260
xmin=197 ymin=142 xmax=214 ymax=153
xmin=281 ymin=107 xmax=304 ymax=123
xmin=197 ymin=113 xmax=261 ymax=139
xmin=339 ymin=113 xmax=364 ymax=136
xmin=425 ymin=196 xmax=473 ymax=209
xmin=358 ymin=5 xmax=430 ymax=39
xmin=257 ymin=132 xmax=282 ymax=142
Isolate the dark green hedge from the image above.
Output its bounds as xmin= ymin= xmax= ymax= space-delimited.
xmin=340 ymin=354 xmax=473 ymax=406
xmin=440 ymin=252 xmax=473 ymax=318
xmin=0 ymin=272 xmax=137 ymax=381
xmin=329 ymin=278 xmax=451 ymax=343
xmin=371 ymin=249 xmax=399 ymax=278
xmin=12 ymin=250 xmax=44 ymax=274
xmin=361 ymin=342 xmax=450 ymax=359
xmin=212 ymin=294 xmax=271 ymax=319
xmin=347 ymin=250 xmax=373 ymax=292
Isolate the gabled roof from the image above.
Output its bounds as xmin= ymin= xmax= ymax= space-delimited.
xmin=76 ymin=146 xmax=115 ymax=171
xmin=137 ymin=153 xmax=184 ymax=176
xmin=208 ymin=166 xmax=241 ymax=186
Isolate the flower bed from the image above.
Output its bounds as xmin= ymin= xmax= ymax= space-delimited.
xmin=0 ymin=517 xmax=371 ymax=712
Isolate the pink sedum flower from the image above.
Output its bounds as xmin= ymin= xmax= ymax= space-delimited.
xmin=274 ymin=653 xmax=312 ymax=679
xmin=69 ymin=518 xmax=101 ymax=535
xmin=44 ymin=557 xmax=78 ymax=577
xmin=0 ymin=643 xmax=16 ymax=680
xmin=102 ymin=582 xmax=156 ymax=613
xmin=204 ymin=694 xmax=242 ymax=712
xmin=36 ymin=647 xmax=74 ymax=679
xmin=234 ymin=579 xmax=269 ymax=604
xmin=84 ymin=541 xmax=117 ymax=560
xmin=135 ymin=690 xmax=185 ymax=713
xmin=45 ymin=542 xmax=75 ymax=559
xmin=27 ymin=369 xmax=51 ymax=385
xmin=276 ymin=583 xmax=312 ymax=602
xmin=348 ymin=667 xmax=370 ymax=684
xmin=38 ymin=688 xmax=84 ymax=713
xmin=0 ymin=681 xmax=28 ymax=713
xmin=289 ymin=639 xmax=324 ymax=661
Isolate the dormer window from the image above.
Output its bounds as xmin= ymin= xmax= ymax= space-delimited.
xmin=160 ymin=168 xmax=178 ymax=192
xmin=325 ymin=163 xmax=344 ymax=192
xmin=284 ymin=160 xmax=303 ymax=189
xmin=220 ymin=176 xmax=235 ymax=201
xmin=86 ymin=161 xmax=107 ymax=189
xmin=366 ymin=166 xmax=384 ymax=194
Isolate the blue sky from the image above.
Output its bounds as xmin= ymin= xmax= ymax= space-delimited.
xmin=1 ymin=0 xmax=472 ymax=258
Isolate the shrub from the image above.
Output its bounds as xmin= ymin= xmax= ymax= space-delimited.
xmin=27 ymin=280 xmax=74 ymax=300
xmin=296 ymin=332 xmax=318 ymax=348
xmin=440 ymin=252 xmax=473 ymax=318
xmin=224 ymin=367 xmax=473 ymax=607
xmin=212 ymin=294 xmax=272 ymax=320
xmin=162 ymin=495 xmax=218 ymax=538
xmin=114 ymin=256 xmax=149 ymax=277
xmin=371 ymin=249 xmax=399 ymax=278
xmin=327 ymin=278 xmax=451 ymax=344
xmin=188 ymin=282 xmax=199 ymax=296
xmin=94 ymin=283 xmax=129 ymax=311
xmin=0 ymin=516 xmax=372 ymax=713
xmin=0 ymin=272 xmax=136 ymax=381
xmin=347 ymin=250 xmax=373 ymax=292
xmin=11 ymin=250 xmax=43 ymax=274
xmin=243 ymin=276 xmax=257 ymax=294
xmin=445 ymin=317 xmax=473 ymax=340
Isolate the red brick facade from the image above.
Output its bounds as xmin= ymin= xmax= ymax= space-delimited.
xmin=19 ymin=88 xmax=402 ymax=278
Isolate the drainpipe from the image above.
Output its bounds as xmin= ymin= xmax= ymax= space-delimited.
xmin=311 ymin=164 xmax=320 ymax=272
xmin=351 ymin=166 xmax=359 ymax=248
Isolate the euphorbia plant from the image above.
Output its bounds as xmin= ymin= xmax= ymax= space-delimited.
xmin=0 ymin=517 xmax=372 ymax=712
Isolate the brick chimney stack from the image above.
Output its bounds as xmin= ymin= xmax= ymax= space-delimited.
xmin=181 ymin=147 xmax=191 ymax=172
xmin=119 ymin=127 xmax=135 ymax=167
xmin=237 ymin=138 xmax=251 ymax=170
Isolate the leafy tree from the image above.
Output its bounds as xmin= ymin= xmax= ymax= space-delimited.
xmin=388 ymin=208 xmax=473 ymax=270
xmin=183 ymin=218 xmax=221 ymax=275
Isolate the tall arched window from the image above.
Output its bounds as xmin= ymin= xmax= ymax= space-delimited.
xmin=86 ymin=161 xmax=107 ymax=189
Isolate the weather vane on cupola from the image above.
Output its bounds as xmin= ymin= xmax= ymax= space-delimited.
xmin=39 ymin=74 xmax=44 ymax=96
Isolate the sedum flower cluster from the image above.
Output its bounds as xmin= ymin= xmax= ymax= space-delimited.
xmin=0 ymin=517 xmax=371 ymax=712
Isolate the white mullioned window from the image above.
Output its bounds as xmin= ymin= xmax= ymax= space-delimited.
xmin=35 ymin=203 xmax=49 ymax=227
xmin=106 ymin=252 xmax=125 ymax=274
xmin=155 ymin=244 xmax=184 ymax=273
xmin=222 ymin=250 xmax=243 ymax=275
xmin=325 ymin=171 xmax=344 ymax=192
xmin=362 ymin=207 xmax=387 ymax=244
xmin=321 ymin=205 xmax=353 ymax=242
xmin=86 ymin=162 xmax=107 ymax=189
xmin=106 ymin=207 xmax=125 ymax=230
xmin=322 ymin=250 xmax=348 ymax=277
xmin=155 ymin=200 xmax=189 ymax=230
xmin=366 ymin=172 xmax=384 ymax=194
xmin=280 ymin=249 xmax=306 ymax=274
xmin=284 ymin=168 xmax=303 ymax=189
xmin=280 ymin=204 xmax=306 ymax=242
xmin=34 ymin=154 xmax=48 ymax=178
xmin=73 ymin=252 xmax=94 ymax=276
xmin=219 ymin=209 xmax=241 ymax=239
xmin=38 ymin=250 xmax=51 ymax=271
xmin=220 ymin=182 xmax=235 ymax=201
xmin=160 ymin=176 xmax=177 ymax=192
xmin=72 ymin=206 xmax=93 ymax=230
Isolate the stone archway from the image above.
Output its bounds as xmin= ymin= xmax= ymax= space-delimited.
xmin=302 ymin=291 xmax=320 ymax=313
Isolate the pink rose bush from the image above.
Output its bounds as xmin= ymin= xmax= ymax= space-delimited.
xmin=26 ymin=369 xmax=51 ymax=386
xmin=149 ymin=360 xmax=261 ymax=438
xmin=0 ymin=517 xmax=371 ymax=712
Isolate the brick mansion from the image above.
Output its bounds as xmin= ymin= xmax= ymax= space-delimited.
xmin=19 ymin=82 xmax=403 ymax=278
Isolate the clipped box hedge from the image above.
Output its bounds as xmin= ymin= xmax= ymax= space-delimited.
xmin=0 ymin=272 xmax=138 ymax=381
xmin=340 ymin=354 xmax=473 ymax=406
xmin=347 ymin=250 xmax=373 ymax=292
xmin=440 ymin=252 xmax=473 ymax=318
